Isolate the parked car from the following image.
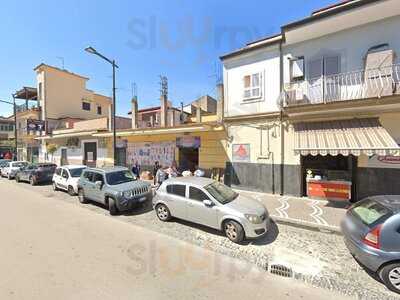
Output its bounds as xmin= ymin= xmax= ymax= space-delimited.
xmin=1 ymin=161 xmax=29 ymax=179
xmin=77 ymin=167 xmax=152 ymax=215
xmin=342 ymin=196 xmax=400 ymax=294
xmin=53 ymin=165 xmax=87 ymax=196
xmin=153 ymin=177 xmax=270 ymax=243
xmin=0 ymin=159 xmax=11 ymax=177
xmin=15 ymin=163 xmax=57 ymax=185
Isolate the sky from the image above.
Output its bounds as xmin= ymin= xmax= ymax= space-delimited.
xmin=0 ymin=0 xmax=337 ymax=117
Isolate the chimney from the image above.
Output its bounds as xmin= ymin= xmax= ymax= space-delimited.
xmin=160 ymin=94 xmax=167 ymax=127
xmin=196 ymin=107 xmax=202 ymax=123
xmin=131 ymin=97 xmax=138 ymax=129
xmin=216 ymin=83 xmax=224 ymax=122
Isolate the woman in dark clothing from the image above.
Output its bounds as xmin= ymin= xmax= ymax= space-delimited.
xmin=153 ymin=161 xmax=160 ymax=185
xmin=131 ymin=161 xmax=141 ymax=179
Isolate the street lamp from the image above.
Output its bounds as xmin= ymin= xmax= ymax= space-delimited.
xmin=0 ymin=98 xmax=17 ymax=160
xmin=85 ymin=46 xmax=119 ymax=165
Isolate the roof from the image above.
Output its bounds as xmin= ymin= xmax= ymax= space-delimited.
xmin=220 ymin=33 xmax=283 ymax=60
xmin=86 ymin=166 xmax=128 ymax=173
xmin=33 ymin=63 xmax=89 ymax=81
xmin=13 ymin=87 xmax=38 ymax=100
xmin=164 ymin=176 xmax=215 ymax=187
xmin=293 ymin=118 xmax=400 ymax=156
xmin=369 ymin=195 xmax=400 ymax=213
xmin=282 ymin=0 xmax=382 ymax=31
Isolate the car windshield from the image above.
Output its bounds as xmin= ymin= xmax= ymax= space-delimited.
xmin=13 ymin=162 xmax=28 ymax=168
xmin=69 ymin=168 xmax=86 ymax=177
xmin=106 ymin=170 xmax=136 ymax=185
xmin=351 ymin=198 xmax=392 ymax=226
xmin=205 ymin=182 xmax=238 ymax=204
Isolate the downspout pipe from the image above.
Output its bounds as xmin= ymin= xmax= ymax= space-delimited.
xmin=279 ymin=40 xmax=285 ymax=196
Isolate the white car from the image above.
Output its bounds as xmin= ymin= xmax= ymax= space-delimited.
xmin=2 ymin=161 xmax=29 ymax=179
xmin=52 ymin=165 xmax=87 ymax=196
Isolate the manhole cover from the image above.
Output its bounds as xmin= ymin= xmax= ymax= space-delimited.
xmin=269 ymin=264 xmax=293 ymax=278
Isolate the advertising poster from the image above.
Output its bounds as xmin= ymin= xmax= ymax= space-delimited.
xmin=127 ymin=142 xmax=175 ymax=167
xmin=232 ymin=144 xmax=250 ymax=162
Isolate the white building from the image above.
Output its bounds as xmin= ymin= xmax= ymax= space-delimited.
xmin=221 ymin=0 xmax=400 ymax=200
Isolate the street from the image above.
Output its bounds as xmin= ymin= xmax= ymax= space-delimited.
xmin=0 ymin=179 xmax=351 ymax=300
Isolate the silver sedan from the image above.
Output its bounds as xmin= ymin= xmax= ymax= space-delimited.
xmin=153 ymin=177 xmax=270 ymax=243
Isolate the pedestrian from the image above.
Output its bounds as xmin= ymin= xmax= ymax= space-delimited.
xmin=155 ymin=166 xmax=167 ymax=186
xmin=131 ymin=160 xmax=141 ymax=179
xmin=153 ymin=161 xmax=160 ymax=185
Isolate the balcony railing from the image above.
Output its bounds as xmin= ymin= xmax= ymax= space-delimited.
xmin=283 ymin=64 xmax=400 ymax=106
xmin=15 ymin=103 xmax=41 ymax=113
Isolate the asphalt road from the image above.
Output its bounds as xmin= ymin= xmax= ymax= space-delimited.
xmin=0 ymin=179 xmax=353 ymax=300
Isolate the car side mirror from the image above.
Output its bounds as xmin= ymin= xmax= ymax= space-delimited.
xmin=203 ymin=199 xmax=214 ymax=207
xmin=95 ymin=181 xmax=103 ymax=189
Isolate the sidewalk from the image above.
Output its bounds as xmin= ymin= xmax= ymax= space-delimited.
xmin=236 ymin=189 xmax=349 ymax=233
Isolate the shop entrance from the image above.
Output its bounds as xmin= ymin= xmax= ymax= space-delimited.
xmin=179 ymin=147 xmax=199 ymax=172
xmin=83 ymin=142 xmax=97 ymax=168
xmin=301 ymin=155 xmax=357 ymax=201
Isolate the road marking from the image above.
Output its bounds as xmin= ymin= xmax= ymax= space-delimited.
xmin=276 ymin=196 xmax=290 ymax=218
xmin=309 ymin=200 xmax=329 ymax=226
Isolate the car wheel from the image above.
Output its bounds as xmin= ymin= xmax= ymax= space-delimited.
xmin=7 ymin=174 xmax=12 ymax=180
xmin=156 ymin=204 xmax=171 ymax=221
xmin=15 ymin=175 xmax=20 ymax=183
xmin=30 ymin=176 xmax=37 ymax=186
xmin=78 ymin=189 xmax=88 ymax=204
xmin=108 ymin=197 xmax=118 ymax=216
xmin=379 ymin=263 xmax=400 ymax=293
xmin=224 ymin=220 xmax=245 ymax=243
xmin=67 ymin=186 xmax=75 ymax=196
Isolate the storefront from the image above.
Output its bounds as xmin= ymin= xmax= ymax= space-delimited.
xmin=294 ymin=118 xmax=400 ymax=202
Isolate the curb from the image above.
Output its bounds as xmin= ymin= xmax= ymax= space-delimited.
xmin=271 ymin=216 xmax=343 ymax=235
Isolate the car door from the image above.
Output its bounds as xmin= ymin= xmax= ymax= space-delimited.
xmin=59 ymin=169 xmax=69 ymax=190
xmin=91 ymin=172 xmax=106 ymax=204
xmin=80 ymin=171 xmax=95 ymax=200
xmin=186 ymin=186 xmax=219 ymax=229
xmin=164 ymin=184 xmax=188 ymax=219
xmin=22 ymin=165 xmax=33 ymax=181
xmin=53 ymin=168 xmax=62 ymax=187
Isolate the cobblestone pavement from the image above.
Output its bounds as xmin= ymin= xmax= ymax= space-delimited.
xmin=237 ymin=189 xmax=349 ymax=232
xmin=4 ymin=179 xmax=400 ymax=300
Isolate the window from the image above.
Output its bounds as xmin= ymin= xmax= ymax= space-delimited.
xmin=205 ymin=182 xmax=238 ymax=204
xmin=166 ymin=184 xmax=186 ymax=197
xmin=106 ymin=170 xmax=135 ymax=185
xmin=243 ymin=72 xmax=262 ymax=100
xmin=351 ymin=198 xmax=392 ymax=227
xmin=290 ymin=57 xmax=305 ymax=82
xmin=61 ymin=170 xmax=69 ymax=179
xmin=55 ymin=168 xmax=62 ymax=176
xmin=93 ymin=173 xmax=105 ymax=184
xmin=82 ymin=101 xmax=91 ymax=111
xmin=83 ymin=171 xmax=94 ymax=182
xmin=97 ymin=105 xmax=102 ymax=115
xmin=189 ymin=186 xmax=210 ymax=202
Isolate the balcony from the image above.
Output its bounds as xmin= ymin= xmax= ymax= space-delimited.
xmin=283 ymin=64 xmax=400 ymax=107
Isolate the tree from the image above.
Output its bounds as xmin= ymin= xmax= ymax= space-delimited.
xmin=46 ymin=143 xmax=58 ymax=163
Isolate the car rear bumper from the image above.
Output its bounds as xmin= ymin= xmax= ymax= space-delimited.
xmin=343 ymin=235 xmax=387 ymax=272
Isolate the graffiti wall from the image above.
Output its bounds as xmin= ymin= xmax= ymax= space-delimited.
xmin=127 ymin=141 xmax=175 ymax=167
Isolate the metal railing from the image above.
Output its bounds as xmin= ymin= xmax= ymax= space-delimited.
xmin=15 ymin=103 xmax=41 ymax=113
xmin=284 ymin=64 xmax=400 ymax=106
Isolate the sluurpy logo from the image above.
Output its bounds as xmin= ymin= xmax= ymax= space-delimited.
xmin=126 ymin=15 xmax=266 ymax=66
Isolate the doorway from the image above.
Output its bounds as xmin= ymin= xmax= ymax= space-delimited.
xmin=115 ymin=148 xmax=127 ymax=167
xmin=83 ymin=142 xmax=97 ymax=167
xmin=61 ymin=148 xmax=68 ymax=166
xmin=179 ymin=148 xmax=199 ymax=172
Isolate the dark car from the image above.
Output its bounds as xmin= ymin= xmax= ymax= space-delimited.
xmin=15 ymin=163 xmax=57 ymax=185
xmin=342 ymin=196 xmax=400 ymax=293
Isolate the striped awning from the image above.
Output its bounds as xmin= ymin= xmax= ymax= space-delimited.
xmin=293 ymin=118 xmax=400 ymax=156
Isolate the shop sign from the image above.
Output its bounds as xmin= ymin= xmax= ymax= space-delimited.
xmin=232 ymin=144 xmax=250 ymax=162
xmin=176 ymin=136 xmax=201 ymax=148
xmin=27 ymin=119 xmax=45 ymax=132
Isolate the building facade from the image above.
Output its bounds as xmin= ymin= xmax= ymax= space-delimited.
xmin=221 ymin=0 xmax=400 ymax=200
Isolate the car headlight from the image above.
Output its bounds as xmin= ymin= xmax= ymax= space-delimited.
xmin=245 ymin=214 xmax=263 ymax=224
xmin=123 ymin=191 xmax=133 ymax=198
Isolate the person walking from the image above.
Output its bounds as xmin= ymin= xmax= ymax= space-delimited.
xmin=153 ymin=161 xmax=160 ymax=185
xmin=131 ymin=160 xmax=141 ymax=179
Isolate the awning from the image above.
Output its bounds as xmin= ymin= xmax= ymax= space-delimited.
xmin=293 ymin=118 xmax=400 ymax=156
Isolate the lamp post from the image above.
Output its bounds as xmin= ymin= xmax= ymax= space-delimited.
xmin=85 ymin=46 xmax=119 ymax=165
xmin=0 ymin=98 xmax=17 ymax=160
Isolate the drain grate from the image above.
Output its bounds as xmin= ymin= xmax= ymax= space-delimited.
xmin=269 ymin=264 xmax=293 ymax=278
